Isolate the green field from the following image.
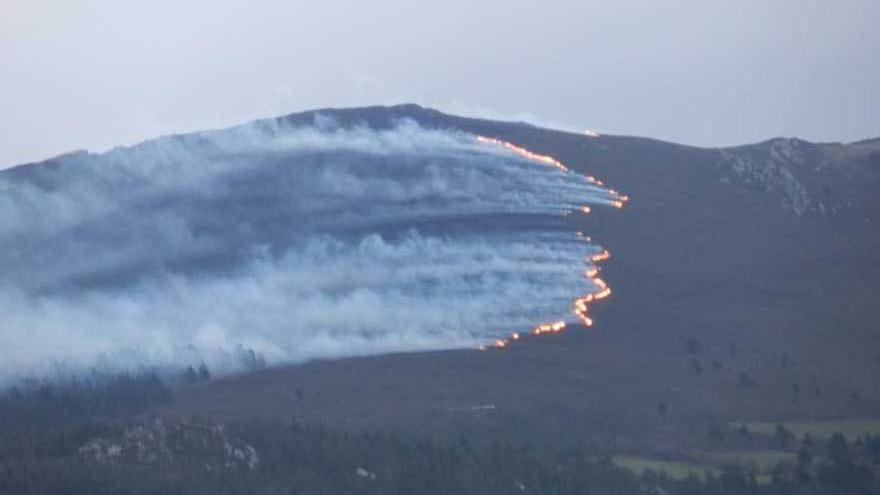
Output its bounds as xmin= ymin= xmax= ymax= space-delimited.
xmin=614 ymin=450 xmax=797 ymax=483
xmin=743 ymin=419 xmax=880 ymax=441
xmin=707 ymin=450 xmax=796 ymax=471
xmin=613 ymin=455 xmax=716 ymax=480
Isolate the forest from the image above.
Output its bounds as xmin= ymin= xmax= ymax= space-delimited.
xmin=0 ymin=372 xmax=878 ymax=495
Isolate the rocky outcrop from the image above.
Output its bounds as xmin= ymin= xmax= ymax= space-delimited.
xmin=717 ymin=138 xmax=815 ymax=215
xmin=79 ymin=418 xmax=258 ymax=470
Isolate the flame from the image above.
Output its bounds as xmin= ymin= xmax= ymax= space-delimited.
xmin=533 ymin=321 xmax=567 ymax=335
xmin=591 ymin=250 xmax=611 ymax=263
xmin=474 ymin=134 xmax=628 ymax=351
xmin=475 ymin=135 xmax=569 ymax=172
xmin=584 ymin=129 xmax=601 ymax=138
xmin=593 ymin=288 xmax=612 ymax=300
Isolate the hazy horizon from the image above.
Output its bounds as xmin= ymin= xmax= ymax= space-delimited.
xmin=2 ymin=0 xmax=878 ymax=168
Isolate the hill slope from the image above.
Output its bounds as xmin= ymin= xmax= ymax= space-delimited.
xmin=5 ymin=104 xmax=880 ymax=456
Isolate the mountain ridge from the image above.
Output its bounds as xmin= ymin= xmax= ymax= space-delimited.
xmin=6 ymin=104 xmax=877 ymax=220
xmin=7 ymin=103 xmax=878 ymax=173
xmin=2 ymin=102 xmax=879 ymax=463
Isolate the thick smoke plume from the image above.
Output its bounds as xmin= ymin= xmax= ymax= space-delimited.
xmin=0 ymin=116 xmax=616 ymax=382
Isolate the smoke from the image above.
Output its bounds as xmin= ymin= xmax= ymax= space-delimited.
xmin=0 ymin=116 xmax=616 ymax=382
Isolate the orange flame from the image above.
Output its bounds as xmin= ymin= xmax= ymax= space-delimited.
xmin=474 ymin=134 xmax=628 ymax=351
xmin=475 ymin=136 xmax=569 ymax=172
xmin=533 ymin=321 xmax=567 ymax=335
xmin=590 ymin=250 xmax=611 ymax=263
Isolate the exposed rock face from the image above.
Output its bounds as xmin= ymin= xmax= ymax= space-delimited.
xmin=718 ymin=138 xmax=816 ymax=216
xmin=717 ymin=137 xmax=880 ymax=217
xmin=79 ymin=419 xmax=258 ymax=470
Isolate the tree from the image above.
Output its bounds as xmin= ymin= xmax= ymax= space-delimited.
xmin=827 ymin=432 xmax=849 ymax=465
xmin=802 ymin=432 xmax=814 ymax=447
xmin=238 ymin=347 xmax=267 ymax=371
xmin=781 ymin=353 xmax=792 ymax=367
xmin=864 ymin=434 xmax=880 ymax=459
xmin=197 ymin=363 xmax=211 ymax=381
xmin=796 ymin=445 xmax=813 ymax=483
xmin=685 ymin=336 xmax=702 ymax=355
xmin=774 ymin=424 xmax=794 ymax=447
xmin=183 ymin=366 xmax=199 ymax=384
xmin=728 ymin=340 xmax=739 ymax=357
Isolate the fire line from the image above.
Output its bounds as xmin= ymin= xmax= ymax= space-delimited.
xmin=474 ymin=134 xmax=628 ymax=350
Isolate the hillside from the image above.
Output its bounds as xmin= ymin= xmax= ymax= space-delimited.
xmin=3 ymin=104 xmax=879 ymax=480
xmin=124 ymin=104 xmax=880 ymax=457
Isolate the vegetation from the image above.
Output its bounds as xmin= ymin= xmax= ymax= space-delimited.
xmin=1 ymin=374 xmax=880 ymax=494
xmin=613 ymin=455 xmax=716 ymax=480
xmin=745 ymin=420 xmax=880 ymax=441
xmin=0 ymin=371 xmax=172 ymax=463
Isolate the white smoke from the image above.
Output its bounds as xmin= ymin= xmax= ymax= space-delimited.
xmin=0 ymin=116 xmax=615 ymax=382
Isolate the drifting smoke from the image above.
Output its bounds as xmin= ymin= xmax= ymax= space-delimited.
xmin=0 ymin=116 xmax=619 ymax=382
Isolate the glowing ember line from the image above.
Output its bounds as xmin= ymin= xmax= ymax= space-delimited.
xmin=475 ymin=134 xmax=629 ymax=351
xmin=475 ymin=135 xmax=569 ymax=172
xmin=591 ymin=250 xmax=611 ymax=263
xmin=532 ymin=321 xmax=567 ymax=336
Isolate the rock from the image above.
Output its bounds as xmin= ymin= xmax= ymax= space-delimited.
xmin=79 ymin=418 xmax=258 ymax=470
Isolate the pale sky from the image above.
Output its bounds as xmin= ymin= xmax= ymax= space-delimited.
xmin=2 ymin=0 xmax=878 ymax=168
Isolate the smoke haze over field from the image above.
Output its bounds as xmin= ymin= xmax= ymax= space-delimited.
xmin=1 ymin=0 xmax=879 ymax=167
xmin=0 ymin=116 xmax=617 ymax=381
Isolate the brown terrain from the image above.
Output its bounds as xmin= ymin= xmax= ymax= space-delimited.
xmin=155 ymin=105 xmax=880 ymax=458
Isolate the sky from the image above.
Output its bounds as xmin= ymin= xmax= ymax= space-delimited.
xmin=1 ymin=0 xmax=878 ymax=168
